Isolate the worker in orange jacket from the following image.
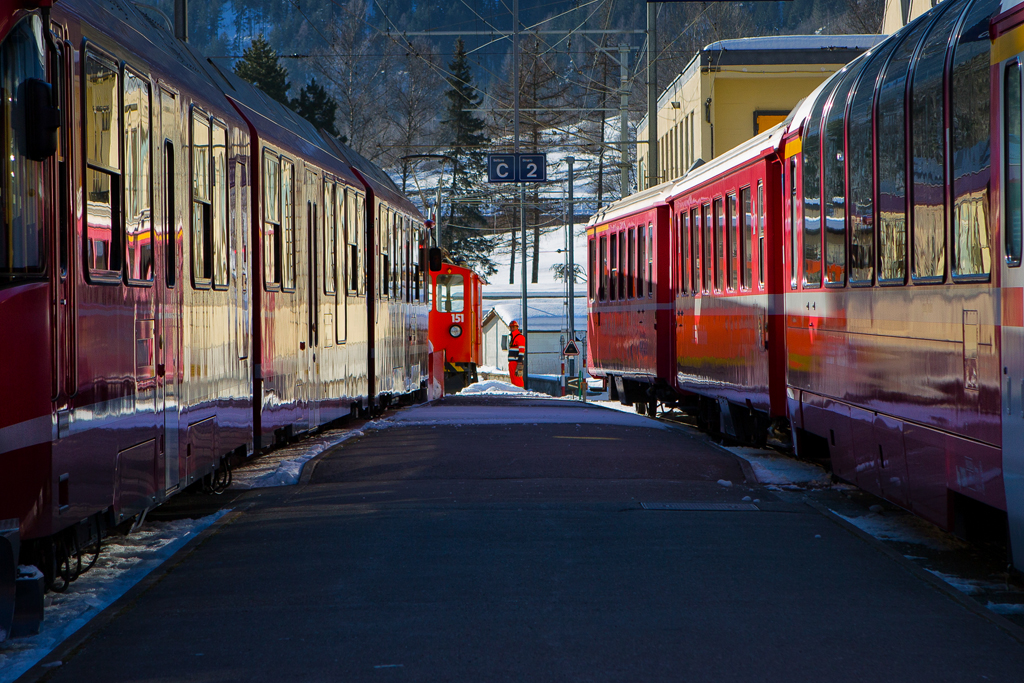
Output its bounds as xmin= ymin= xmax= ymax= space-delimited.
xmin=508 ymin=320 xmax=526 ymax=388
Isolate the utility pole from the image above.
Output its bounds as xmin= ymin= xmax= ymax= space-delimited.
xmin=514 ymin=0 xmax=529 ymax=388
xmin=618 ymin=44 xmax=630 ymax=199
xmin=647 ymin=2 xmax=658 ymax=189
xmin=566 ymin=157 xmax=575 ymax=380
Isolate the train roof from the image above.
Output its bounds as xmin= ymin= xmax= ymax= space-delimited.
xmin=586 ymin=180 xmax=675 ymax=228
xmin=323 ymin=137 xmax=423 ymax=219
xmin=666 ymin=115 xmax=791 ymax=201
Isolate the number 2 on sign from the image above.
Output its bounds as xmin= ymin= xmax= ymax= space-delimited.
xmin=453 ymin=314 xmax=464 ymax=323
xmin=524 ymin=162 xmax=538 ymax=178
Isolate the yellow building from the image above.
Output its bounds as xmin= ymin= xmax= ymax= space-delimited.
xmin=882 ymin=0 xmax=942 ymax=33
xmin=637 ymin=35 xmax=882 ymax=191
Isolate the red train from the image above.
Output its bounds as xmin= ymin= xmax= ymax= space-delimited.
xmin=428 ymin=261 xmax=482 ymax=393
xmin=0 ymin=0 xmax=427 ymax=635
xmin=588 ymin=0 xmax=1024 ymax=570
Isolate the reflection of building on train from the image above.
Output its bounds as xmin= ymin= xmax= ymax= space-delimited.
xmin=589 ymin=0 xmax=1024 ymax=572
xmin=429 ymin=262 xmax=482 ymax=393
xmin=0 ymin=0 xmax=427 ymax=639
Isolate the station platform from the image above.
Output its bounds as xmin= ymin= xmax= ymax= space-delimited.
xmin=16 ymin=396 xmax=1024 ymax=682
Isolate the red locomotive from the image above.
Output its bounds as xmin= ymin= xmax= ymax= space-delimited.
xmin=0 ymin=0 xmax=428 ymax=636
xmin=428 ymin=260 xmax=482 ymax=393
xmin=588 ymin=0 xmax=1024 ymax=570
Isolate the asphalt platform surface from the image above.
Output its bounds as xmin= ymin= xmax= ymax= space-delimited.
xmin=22 ymin=396 xmax=1024 ymax=682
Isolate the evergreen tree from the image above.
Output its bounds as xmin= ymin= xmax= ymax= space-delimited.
xmin=440 ymin=38 xmax=497 ymax=276
xmin=234 ymin=34 xmax=291 ymax=106
xmin=291 ymin=79 xmax=340 ymax=136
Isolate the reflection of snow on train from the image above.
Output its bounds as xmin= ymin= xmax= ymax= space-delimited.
xmin=587 ymin=0 xmax=1024 ymax=570
xmin=0 ymin=0 xmax=428 ymax=637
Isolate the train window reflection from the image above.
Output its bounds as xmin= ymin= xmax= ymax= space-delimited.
xmin=1006 ymin=60 xmax=1023 ymax=267
xmin=802 ymin=86 xmax=826 ymax=288
xmin=263 ymin=152 xmax=281 ymax=288
xmin=647 ymin=223 xmax=653 ymax=297
xmin=589 ymin=238 xmax=596 ymax=299
xmin=191 ymin=112 xmax=211 ymax=284
xmin=740 ymin=187 xmax=752 ymax=289
xmin=714 ymin=198 xmax=725 ymax=291
xmin=281 ymin=161 xmax=295 ymax=290
xmin=824 ymin=61 xmax=863 ymax=287
xmin=325 ymin=184 xmax=337 ymax=295
xmin=599 ymin=235 xmax=608 ymax=300
xmin=124 ymin=71 xmax=152 ymax=284
xmin=691 ymin=208 xmax=699 ymax=293
xmin=878 ymin=19 xmax=932 ymax=284
xmin=435 ymin=274 xmax=464 ymax=313
xmin=1 ymin=17 xmax=47 ymax=280
xmin=727 ymin=193 xmax=738 ymax=291
xmin=757 ymin=182 xmax=765 ymax=289
xmin=85 ymin=51 xmax=122 ymax=279
xmin=610 ymin=232 xmax=618 ymax=300
xmin=637 ymin=225 xmax=645 ymax=297
xmin=912 ymin=0 xmax=963 ymax=282
xmin=619 ymin=230 xmax=627 ymax=299
xmin=680 ymin=212 xmax=689 ymax=294
xmin=951 ymin=0 xmax=999 ymax=279
xmin=848 ymin=38 xmax=895 ymax=285
xmin=703 ymin=204 xmax=713 ymax=292
xmin=212 ymin=122 xmax=228 ymax=287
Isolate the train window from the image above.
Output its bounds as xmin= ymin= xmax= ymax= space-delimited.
xmin=85 ymin=52 xmax=122 ymax=279
xmin=740 ymin=187 xmax=752 ymax=289
xmin=691 ymin=207 xmax=700 ymax=293
xmin=912 ymin=1 xmax=963 ymax=283
xmin=1006 ymin=60 xmax=1023 ymax=267
xmin=262 ymin=152 xmax=281 ymax=288
xmin=823 ymin=63 xmax=862 ymax=288
xmin=589 ymin=238 xmax=596 ymax=299
xmin=680 ymin=211 xmax=689 ymax=294
xmin=599 ymin=235 xmax=608 ymax=300
xmin=703 ymin=204 xmax=713 ymax=292
xmin=879 ymin=20 xmax=932 ymax=284
xmin=727 ymin=193 xmax=738 ymax=291
xmin=637 ymin=225 xmax=645 ymax=297
xmin=324 ymin=184 xmax=336 ymax=295
xmin=647 ymin=223 xmax=653 ymax=297
xmin=435 ymin=273 xmax=464 ymax=313
xmin=757 ymin=182 xmax=765 ymax=289
xmin=212 ymin=122 xmax=228 ymax=288
xmin=609 ymin=232 xmax=618 ymax=300
xmin=848 ymin=40 xmax=895 ymax=285
xmin=347 ymin=191 xmax=361 ymax=294
xmin=789 ymin=156 xmax=798 ymax=288
xmin=628 ymin=227 xmax=636 ymax=298
xmin=124 ymin=70 xmax=152 ymax=284
xmin=951 ymin=0 xmax=1000 ymax=280
xmin=802 ymin=89 xmax=826 ymax=289
xmin=281 ymin=160 xmax=295 ymax=290
xmin=0 ymin=17 xmax=47 ymax=281
xmin=714 ymin=198 xmax=725 ymax=291
xmin=619 ymin=230 xmax=627 ymax=299
xmin=164 ymin=142 xmax=175 ymax=288
xmin=191 ymin=112 xmax=212 ymax=285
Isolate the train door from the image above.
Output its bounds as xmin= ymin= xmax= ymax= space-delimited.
xmin=159 ymin=87 xmax=182 ymax=493
xmin=1001 ymin=56 xmax=1024 ymax=571
xmin=306 ymin=169 xmax=321 ymax=428
xmin=49 ymin=27 xmax=77 ymax=417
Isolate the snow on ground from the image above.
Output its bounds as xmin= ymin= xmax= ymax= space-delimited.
xmin=987 ymin=602 xmax=1024 ymax=615
xmin=831 ymin=510 xmax=966 ymax=552
xmin=457 ymin=379 xmax=551 ymax=399
xmin=725 ymin=446 xmax=833 ymax=488
xmin=0 ymin=512 xmax=229 ymax=682
xmin=230 ymin=428 xmax=364 ymax=489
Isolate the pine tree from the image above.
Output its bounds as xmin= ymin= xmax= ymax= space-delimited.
xmin=440 ymin=38 xmax=497 ymax=276
xmin=234 ymin=34 xmax=291 ymax=106
xmin=291 ymin=79 xmax=340 ymax=137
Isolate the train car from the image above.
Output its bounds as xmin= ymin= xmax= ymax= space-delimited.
xmin=428 ymin=261 xmax=482 ymax=393
xmin=782 ymin=0 xmax=1024 ymax=559
xmin=327 ymin=142 xmax=429 ymax=407
xmin=585 ymin=182 xmax=674 ymax=415
xmin=667 ymin=123 xmax=789 ymax=443
xmin=0 ymin=0 xmax=428 ymax=632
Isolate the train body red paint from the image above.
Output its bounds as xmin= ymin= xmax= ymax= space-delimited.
xmin=0 ymin=0 xmax=427 ymax=623
xmin=587 ymin=0 xmax=1024 ymax=569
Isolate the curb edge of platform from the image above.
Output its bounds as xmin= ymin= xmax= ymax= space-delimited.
xmin=804 ymin=497 xmax=1024 ymax=647
xmin=14 ymin=509 xmax=246 ymax=683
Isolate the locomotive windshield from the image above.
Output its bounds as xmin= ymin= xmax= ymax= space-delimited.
xmin=0 ymin=16 xmax=46 ymax=283
xmin=435 ymin=273 xmax=464 ymax=313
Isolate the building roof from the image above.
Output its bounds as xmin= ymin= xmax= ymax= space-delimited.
xmin=483 ymin=297 xmax=587 ymax=334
